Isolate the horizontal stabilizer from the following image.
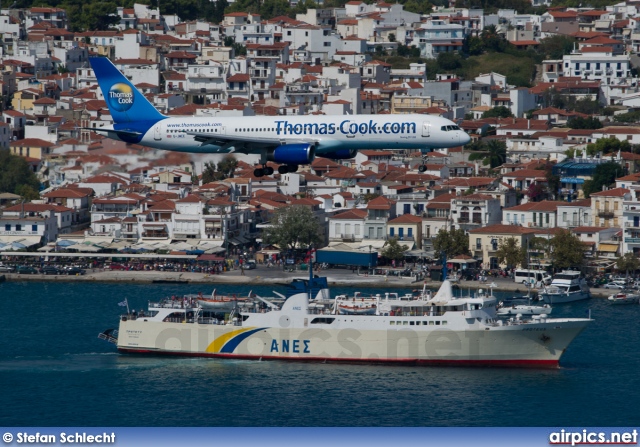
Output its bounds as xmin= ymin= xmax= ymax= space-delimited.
xmin=81 ymin=127 xmax=142 ymax=139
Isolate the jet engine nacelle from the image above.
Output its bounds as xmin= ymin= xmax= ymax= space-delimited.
xmin=270 ymin=143 xmax=315 ymax=165
xmin=323 ymin=149 xmax=358 ymax=160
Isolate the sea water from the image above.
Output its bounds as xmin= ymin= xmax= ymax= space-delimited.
xmin=0 ymin=280 xmax=637 ymax=427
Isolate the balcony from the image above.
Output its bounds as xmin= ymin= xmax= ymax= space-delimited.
xmin=625 ymin=237 xmax=640 ymax=244
xmin=458 ymin=217 xmax=482 ymax=224
xmin=598 ymin=211 xmax=614 ymax=218
xmin=625 ymin=222 xmax=639 ymax=228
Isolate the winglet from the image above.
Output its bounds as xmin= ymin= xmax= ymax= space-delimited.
xmin=89 ymin=57 xmax=165 ymax=124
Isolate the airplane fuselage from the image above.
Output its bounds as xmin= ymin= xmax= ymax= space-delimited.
xmin=132 ymin=113 xmax=469 ymax=155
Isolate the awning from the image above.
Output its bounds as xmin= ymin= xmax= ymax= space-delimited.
xmin=0 ymin=236 xmax=42 ymax=247
xmin=143 ymin=225 xmax=166 ymax=230
xmin=360 ymin=240 xmax=386 ymax=249
xmin=404 ymin=249 xmax=433 ymax=258
xmin=449 ymin=257 xmax=478 ymax=264
xmin=68 ymin=245 xmax=102 ymax=252
xmin=198 ymin=240 xmax=224 ymax=249
xmin=598 ymin=243 xmax=619 ymax=253
xmin=397 ymin=241 xmax=415 ymax=250
xmin=560 ymin=177 xmax=585 ymax=184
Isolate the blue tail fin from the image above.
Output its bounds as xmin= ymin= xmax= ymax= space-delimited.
xmin=89 ymin=57 xmax=165 ymax=124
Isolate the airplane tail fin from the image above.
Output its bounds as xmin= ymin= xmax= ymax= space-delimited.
xmin=89 ymin=57 xmax=165 ymax=124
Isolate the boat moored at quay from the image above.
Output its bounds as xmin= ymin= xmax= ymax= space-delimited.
xmin=101 ymin=279 xmax=592 ymax=368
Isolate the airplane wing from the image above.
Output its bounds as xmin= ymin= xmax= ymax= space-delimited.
xmin=182 ymin=131 xmax=317 ymax=151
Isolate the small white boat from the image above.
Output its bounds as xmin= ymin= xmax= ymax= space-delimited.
xmin=197 ymin=289 xmax=252 ymax=312
xmin=497 ymin=302 xmax=552 ymax=316
xmin=607 ymin=291 xmax=640 ymax=305
xmin=336 ymin=292 xmax=377 ymax=315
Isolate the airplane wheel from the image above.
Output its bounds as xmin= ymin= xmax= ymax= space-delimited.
xmin=418 ymin=165 xmax=427 ymax=173
xmin=278 ymin=165 xmax=289 ymax=174
xmin=288 ymin=164 xmax=299 ymax=172
xmin=254 ymin=168 xmax=264 ymax=177
xmin=264 ymin=167 xmax=274 ymax=175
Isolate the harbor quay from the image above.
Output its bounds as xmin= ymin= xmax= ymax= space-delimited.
xmin=0 ymin=265 xmax=612 ymax=298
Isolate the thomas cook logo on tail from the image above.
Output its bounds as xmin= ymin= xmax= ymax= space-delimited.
xmin=108 ymin=82 xmax=134 ymax=112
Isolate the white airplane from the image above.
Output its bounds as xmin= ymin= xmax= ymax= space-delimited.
xmin=90 ymin=57 xmax=471 ymax=177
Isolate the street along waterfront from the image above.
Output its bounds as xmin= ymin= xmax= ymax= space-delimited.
xmin=0 ymin=280 xmax=636 ymax=427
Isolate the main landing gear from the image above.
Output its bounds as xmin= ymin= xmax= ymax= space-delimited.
xmin=253 ymin=164 xmax=299 ymax=177
xmin=253 ymin=166 xmax=274 ymax=177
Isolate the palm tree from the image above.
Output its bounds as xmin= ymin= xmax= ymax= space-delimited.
xmin=468 ymin=140 xmax=507 ymax=168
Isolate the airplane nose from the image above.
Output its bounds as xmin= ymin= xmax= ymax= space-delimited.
xmin=460 ymin=131 xmax=471 ymax=146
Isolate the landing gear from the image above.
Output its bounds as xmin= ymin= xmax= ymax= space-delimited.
xmin=277 ymin=164 xmax=299 ymax=174
xmin=418 ymin=164 xmax=427 ymax=173
xmin=253 ymin=166 xmax=274 ymax=178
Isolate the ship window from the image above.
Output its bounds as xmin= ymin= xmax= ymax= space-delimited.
xmin=442 ymin=321 xmax=447 ymax=325
xmin=410 ymin=321 xmax=415 ymax=325
xmin=403 ymin=321 xmax=408 ymax=325
xmin=310 ymin=317 xmax=335 ymax=324
xmin=435 ymin=321 xmax=441 ymax=325
xmin=390 ymin=321 xmax=396 ymax=325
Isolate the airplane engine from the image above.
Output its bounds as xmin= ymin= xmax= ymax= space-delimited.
xmin=270 ymin=143 xmax=316 ymax=165
xmin=322 ymin=149 xmax=358 ymax=160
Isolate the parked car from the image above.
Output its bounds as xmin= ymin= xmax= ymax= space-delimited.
xmin=40 ymin=266 xmax=61 ymax=275
xmin=0 ymin=264 xmax=15 ymax=273
xmin=245 ymin=260 xmax=257 ymax=270
xmin=108 ymin=263 xmax=128 ymax=270
xmin=64 ymin=266 xmax=86 ymax=275
xmin=604 ymin=282 xmax=626 ymax=289
xmin=17 ymin=265 xmax=38 ymax=275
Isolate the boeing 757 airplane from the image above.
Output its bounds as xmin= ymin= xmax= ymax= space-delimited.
xmin=89 ymin=57 xmax=471 ymax=177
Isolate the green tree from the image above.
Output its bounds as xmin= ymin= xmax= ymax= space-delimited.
xmin=201 ymin=161 xmax=218 ymax=184
xmin=388 ymin=33 xmax=396 ymax=43
xmin=537 ymin=35 xmax=576 ymax=59
xmin=585 ymin=137 xmax=631 ymax=157
xmin=582 ymin=162 xmax=624 ymax=198
xmin=480 ymin=25 xmax=507 ymax=52
xmin=617 ymin=253 xmax=640 ymax=276
xmin=0 ymin=151 xmax=40 ymax=196
xmin=432 ymin=228 xmax=470 ymax=260
xmin=481 ymin=106 xmax=513 ymax=119
xmin=381 ymin=237 xmax=408 ymax=262
xmin=217 ymin=155 xmax=238 ymax=178
xmin=567 ymin=116 xmax=602 ymax=130
xmin=463 ymin=35 xmax=484 ymax=56
xmin=549 ymin=229 xmax=585 ymax=270
xmin=613 ymin=110 xmax=640 ymax=123
xmin=495 ymin=237 xmax=526 ymax=269
xmin=437 ymin=51 xmax=462 ymax=70
xmin=261 ymin=205 xmax=323 ymax=252
xmin=468 ymin=140 xmax=507 ymax=168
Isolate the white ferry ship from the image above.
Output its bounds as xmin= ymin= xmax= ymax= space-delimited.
xmin=539 ymin=270 xmax=591 ymax=304
xmin=100 ymin=280 xmax=591 ymax=367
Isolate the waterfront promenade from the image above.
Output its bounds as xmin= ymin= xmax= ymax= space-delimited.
xmin=1 ymin=265 xmax=612 ymax=297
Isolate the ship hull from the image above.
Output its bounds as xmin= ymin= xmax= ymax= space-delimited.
xmin=539 ymin=291 xmax=590 ymax=304
xmin=116 ymin=318 xmax=589 ymax=367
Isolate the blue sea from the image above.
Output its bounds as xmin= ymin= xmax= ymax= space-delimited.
xmin=0 ymin=280 xmax=637 ymax=427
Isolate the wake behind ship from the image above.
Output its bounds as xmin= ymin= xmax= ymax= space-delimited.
xmin=101 ymin=280 xmax=591 ymax=367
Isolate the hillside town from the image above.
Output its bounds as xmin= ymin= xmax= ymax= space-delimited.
xmin=3 ymin=1 xmax=640 ymax=273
